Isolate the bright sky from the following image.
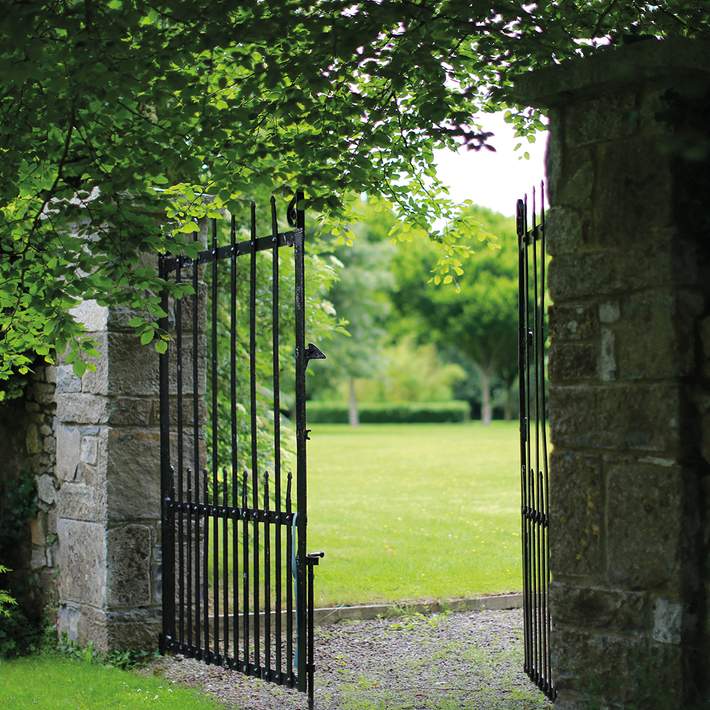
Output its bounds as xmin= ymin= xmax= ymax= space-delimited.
xmin=434 ymin=111 xmax=547 ymax=217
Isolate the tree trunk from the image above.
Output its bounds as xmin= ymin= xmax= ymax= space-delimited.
xmin=503 ymin=396 xmax=513 ymax=421
xmin=348 ymin=377 xmax=359 ymax=427
xmin=480 ymin=369 xmax=492 ymax=426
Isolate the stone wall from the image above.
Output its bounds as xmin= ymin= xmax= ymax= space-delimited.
xmin=516 ymin=39 xmax=710 ymax=708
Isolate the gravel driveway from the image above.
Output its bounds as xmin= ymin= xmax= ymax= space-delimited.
xmin=153 ymin=608 xmax=552 ymax=709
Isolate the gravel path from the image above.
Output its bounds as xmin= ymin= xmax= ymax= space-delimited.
xmin=153 ymin=608 xmax=552 ymax=709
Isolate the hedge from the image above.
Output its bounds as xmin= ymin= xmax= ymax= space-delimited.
xmin=307 ymin=401 xmax=469 ymax=424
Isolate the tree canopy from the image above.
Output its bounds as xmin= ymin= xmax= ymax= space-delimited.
xmin=1 ymin=1 xmax=707 ymax=395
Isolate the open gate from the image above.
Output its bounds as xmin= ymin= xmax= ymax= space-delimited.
xmin=517 ymin=185 xmax=555 ymax=701
xmin=158 ymin=192 xmax=324 ymax=708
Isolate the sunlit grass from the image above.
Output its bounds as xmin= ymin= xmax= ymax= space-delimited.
xmin=0 ymin=654 xmax=220 ymax=709
xmin=308 ymin=421 xmax=522 ymax=606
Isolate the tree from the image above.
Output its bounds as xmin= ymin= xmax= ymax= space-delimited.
xmin=2 ymin=2 xmax=707 ymax=395
xmin=316 ymin=198 xmax=396 ymax=425
xmin=391 ymin=206 xmax=518 ymax=425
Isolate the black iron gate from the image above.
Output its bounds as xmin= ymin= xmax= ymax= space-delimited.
xmin=517 ymin=185 xmax=555 ymax=701
xmin=158 ymin=192 xmax=324 ymax=708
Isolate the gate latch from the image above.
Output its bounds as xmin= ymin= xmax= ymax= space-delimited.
xmin=304 ymin=343 xmax=326 ymax=367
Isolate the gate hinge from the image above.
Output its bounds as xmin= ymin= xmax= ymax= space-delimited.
xmin=304 ymin=343 xmax=326 ymax=367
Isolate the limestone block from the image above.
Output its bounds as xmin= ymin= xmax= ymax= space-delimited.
xmin=607 ymin=463 xmax=684 ymax=590
xmin=107 ymin=397 xmax=153 ymax=427
xmin=56 ymin=423 xmax=81 ymax=481
xmin=549 ymin=451 xmax=603 ymax=577
xmin=70 ymin=300 xmax=109 ymax=332
xmin=550 ymin=383 xmax=682 ymax=454
xmin=56 ymin=365 xmax=82 ymax=393
xmin=615 ymin=289 xmax=697 ymax=380
xmin=549 ymin=303 xmax=598 ymax=342
xmin=57 ymin=480 xmax=107 ymax=523
xmin=544 ymin=205 xmax=586 ymax=257
xmin=564 ymin=92 xmax=640 ymax=147
xmin=36 ymin=474 xmax=57 ymax=505
xmin=551 ymin=581 xmax=649 ymax=633
xmin=81 ymin=436 xmax=99 ymax=466
xmin=105 ymin=607 xmax=161 ymax=651
xmin=549 ymin=341 xmax=597 ymax=382
xmin=552 ymin=625 xmax=684 ymax=707
xmin=555 ymin=146 xmax=594 ymax=211
xmin=56 ymin=519 xmax=106 ymax=607
xmin=106 ymin=524 xmax=152 ymax=608
xmin=651 ymin=597 xmax=683 ymax=644
xmin=105 ymin=428 xmax=161 ymax=521
xmin=56 ymin=393 xmax=108 ymax=424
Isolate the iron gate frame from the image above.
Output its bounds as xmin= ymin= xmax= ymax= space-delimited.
xmin=517 ymin=185 xmax=555 ymax=702
xmin=157 ymin=191 xmax=324 ymax=707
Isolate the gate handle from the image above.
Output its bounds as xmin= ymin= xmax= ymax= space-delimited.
xmin=306 ymin=551 xmax=325 ymax=566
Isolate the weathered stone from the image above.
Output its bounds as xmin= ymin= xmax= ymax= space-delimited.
xmin=552 ymin=625 xmax=684 ymax=708
xmin=56 ymin=365 xmax=82 ymax=393
xmin=45 ymin=366 xmax=57 ymax=384
xmin=549 ymin=341 xmax=597 ymax=382
xmin=599 ymin=327 xmax=616 ymax=381
xmin=652 ymin=597 xmax=683 ymax=644
xmin=80 ymin=436 xmax=98 ymax=466
xmin=30 ymin=512 xmax=47 ymax=545
xmin=105 ymin=428 xmax=161 ymax=521
xmin=550 ymin=383 xmax=682 ymax=454
xmin=548 ymin=303 xmax=597 ymax=342
xmin=565 ymin=91 xmax=639 ymax=147
xmin=39 ymin=423 xmax=52 ymax=436
xmin=70 ymin=300 xmax=109 ymax=332
xmin=56 ymin=480 xmax=106 ymax=523
xmin=556 ymin=146 xmax=594 ymax=211
xmin=56 ymin=393 xmax=109 ymax=424
xmin=106 ymin=525 xmax=152 ymax=607
xmin=56 ymin=519 xmax=106 ymax=607
xmin=42 ymin=434 xmax=55 ymax=453
xmin=36 ymin=473 xmax=57 ymax=504
xmin=598 ymin=301 xmax=620 ymax=324
xmin=56 ymin=423 xmax=81 ymax=481
xmin=32 ymin=382 xmax=55 ymax=405
xmin=107 ymin=397 xmax=153 ymax=427
xmin=544 ymin=205 xmax=586 ymax=256
xmin=615 ymin=289 xmax=696 ymax=380
xmin=26 ymin=423 xmax=41 ymax=454
xmin=549 ymin=451 xmax=603 ymax=578
xmin=607 ymin=463 xmax=684 ymax=590
xmin=700 ymin=316 xmax=710 ymax=360
xmin=551 ymin=582 xmax=649 ymax=633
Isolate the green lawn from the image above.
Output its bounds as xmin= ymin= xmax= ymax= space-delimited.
xmin=308 ymin=421 xmax=522 ymax=607
xmin=0 ymin=654 xmax=220 ymax=709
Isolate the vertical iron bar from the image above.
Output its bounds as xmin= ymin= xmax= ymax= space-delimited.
xmin=211 ymin=219 xmax=220 ymax=661
xmin=307 ymin=559 xmax=315 ymax=710
xmin=249 ymin=202 xmax=260 ymax=669
xmin=158 ymin=255 xmax=175 ymax=652
xmin=176 ymin=259 xmax=185 ymax=647
xmin=230 ymin=215 xmax=239 ymax=662
xmin=203 ymin=467 xmax=209 ymax=658
xmin=293 ymin=190 xmax=308 ymax=692
xmin=242 ymin=472 xmax=250 ymax=670
xmin=532 ymin=187 xmax=545 ymax=680
xmin=540 ymin=182 xmax=554 ymax=696
xmin=516 ymin=198 xmax=530 ymax=674
xmin=192 ymin=244 xmax=202 ymax=652
xmin=264 ymin=471 xmax=271 ymax=678
xmin=270 ymin=196 xmax=283 ymax=681
xmin=286 ymin=472 xmax=293 ymax=684
xmin=186 ymin=466 xmax=193 ymax=649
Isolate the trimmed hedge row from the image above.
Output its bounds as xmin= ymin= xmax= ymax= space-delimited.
xmin=307 ymin=400 xmax=469 ymax=424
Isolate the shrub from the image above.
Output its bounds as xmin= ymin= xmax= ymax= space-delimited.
xmin=308 ymin=400 xmax=469 ymax=424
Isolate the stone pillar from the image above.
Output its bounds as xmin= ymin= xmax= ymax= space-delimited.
xmin=514 ymin=39 xmax=710 ymax=708
xmin=55 ymin=301 xmax=164 ymax=650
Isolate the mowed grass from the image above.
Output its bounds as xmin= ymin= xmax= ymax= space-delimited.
xmin=308 ymin=421 xmax=522 ymax=607
xmin=0 ymin=654 xmax=220 ymax=709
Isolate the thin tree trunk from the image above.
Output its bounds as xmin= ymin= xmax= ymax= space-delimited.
xmin=503 ymin=397 xmax=513 ymax=421
xmin=348 ymin=377 xmax=359 ymax=427
xmin=480 ymin=369 xmax=492 ymax=426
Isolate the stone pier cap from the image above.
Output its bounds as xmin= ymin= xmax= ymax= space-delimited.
xmin=513 ymin=37 xmax=710 ymax=108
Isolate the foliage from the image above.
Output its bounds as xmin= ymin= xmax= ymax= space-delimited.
xmin=308 ymin=422 xmax=521 ymax=606
xmin=55 ymin=632 xmax=159 ymax=670
xmin=0 ymin=472 xmax=40 ymax=658
xmin=390 ymin=206 xmax=518 ymax=423
xmin=349 ymin=336 xmax=465 ymax=404
xmin=308 ymin=400 xmax=469 ymax=424
xmin=3 ymin=2 xmax=707 ymax=394
xmin=202 ymin=209 xmax=339 ymax=499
